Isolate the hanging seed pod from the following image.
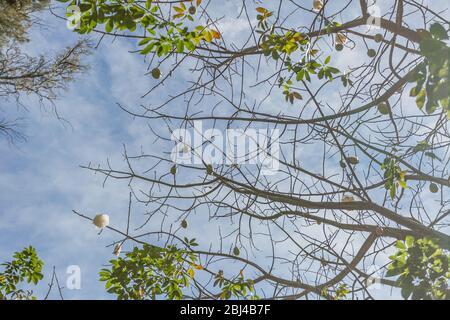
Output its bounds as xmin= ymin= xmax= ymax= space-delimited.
xmin=335 ymin=33 xmax=348 ymax=45
xmin=188 ymin=5 xmax=196 ymax=15
xmin=233 ymin=246 xmax=240 ymax=256
xmin=335 ymin=43 xmax=344 ymax=51
xmin=151 ymin=67 xmax=161 ymax=79
xmin=374 ymin=33 xmax=383 ymax=43
xmin=206 ymin=164 xmax=213 ymax=175
xmin=429 ymin=183 xmax=439 ymax=193
xmin=346 ymin=156 xmax=359 ymax=165
xmin=170 ymin=165 xmax=177 ymax=175
xmin=93 ymin=214 xmax=110 ymax=228
xmin=181 ymin=219 xmax=188 ymax=229
xmin=377 ymin=102 xmax=390 ymax=115
xmin=367 ymin=49 xmax=376 ymax=57
xmin=339 ymin=160 xmax=347 ymax=168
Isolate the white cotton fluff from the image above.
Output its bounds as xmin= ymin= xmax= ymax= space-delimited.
xmin=93 ymin=214 xmax=110 ymax=228
xmin=313 ymin=0 xmax=323 ymax=11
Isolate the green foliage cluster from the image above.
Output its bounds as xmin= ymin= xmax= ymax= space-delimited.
xmin=256 ymin=8 xmax=342 ymax=104
xmin=333 ymin=283 xmax=349 ymax=300
xmin=60 ymin=0 xmax=219 ymax=57
xmin=57 ymin=2 xmax=450 ymax=301
xmin=99 ymin=242 xmax=257 ymax=300
xmin=99 ymin=244 xmax=192 ymax=300
xmin=411 ymin=140 xmax=442 ymax=162
xmin=409 ymin=23 xmax=449 ymax=118
xmin=387 ymin=237 xmax=450 ymax=300
xmin=320 ymin=283 xmax=349 ymax=300
xmin=213 ymin=269 xmax=258 ymax=300
xmin=0 ymin=246 xmax=44 ymax=300
xmin=381 ymin=156 xmax=407 ymax=200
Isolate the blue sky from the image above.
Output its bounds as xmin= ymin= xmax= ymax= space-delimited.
xmin=0 ymin=0 xmax=448 ymax=299
xmin=0 ymin=8 xmax=139 ymax=299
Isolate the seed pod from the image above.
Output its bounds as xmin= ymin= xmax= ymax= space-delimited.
xmin=367 ymin=49 xmax=376 ymax=58
xmin=346 ymin=156 xmax=359 ymax=165
xmin=429 ymin=183 xmax=439 ymax=193
xmin=233 ymin=246 xmax=240 ymax=256
xmin=170 ymin=165 xmax=177 ymax=175
xmin=181 ymin=219 xmax=188 ymax=229
xmin=206 ymin=164 xmax=213 ymax=175
xmin=335 ymin=33 xmax=348 ymax=45
xmin=93 ymin=214 xmax=110 ymax=228
xmin=377 ymin=102 xmax=390 ymax=115
xmin=335 ymin=44 xmax=344 ymax=51
xmin=151 ymin=67 xmax=161 ymax=79
xmin=339 ymin=160 xmax=347 ymax=168
xmin=374 ymin=33 xmax=383 ymax=43
xmin=188 ymin=5 xmax=196 ymax=15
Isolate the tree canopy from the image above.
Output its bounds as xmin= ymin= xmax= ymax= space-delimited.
xmin=0 ymin=0 xmax=89 ymax=142
xmin=33 ymin=0 xmax=450 ymax=300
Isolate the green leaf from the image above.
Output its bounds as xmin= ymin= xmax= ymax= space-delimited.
xmin=396 ymin=240 xmax=406 ymax=250
xmin=416 ymin=89 xmax=426 ymax=109
xmin=390 ymin=185 xmax=396 ymax=199
xmin=187 ymin=268 xmax=194 ymax=279
xmin=424 ymin=151 xmax=442 ymax=161
xmin=430 ymin=23 xmax=448 ymax=40
xmin=405 ymin=236 xmax=414 ymax=248
xmin=176 ymin=40 xmax=185 ymax=53
xmin=105 ymin=19 xmax=114 ymax=33
xmin=399 ymin=180 xmax=407 ymax=189
xmin=401 ymin=283 xmax=414 ymax=300
xmin=425 ymin=99 xmax=437 ymax=114
xmin=138 ymin=37 xmax=152 ymax=46
xmin=328 ymin=67 xmax=340 ymax=74
xmin=420 ymin=39 xmax=445 ymax=57
xmin=185 ymin=40 xmax=195 ymax=51
xmin=385 ymin=267 xmax=402 ymax=277
xmin=140 ymin=43 xmax=154 ymax=55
